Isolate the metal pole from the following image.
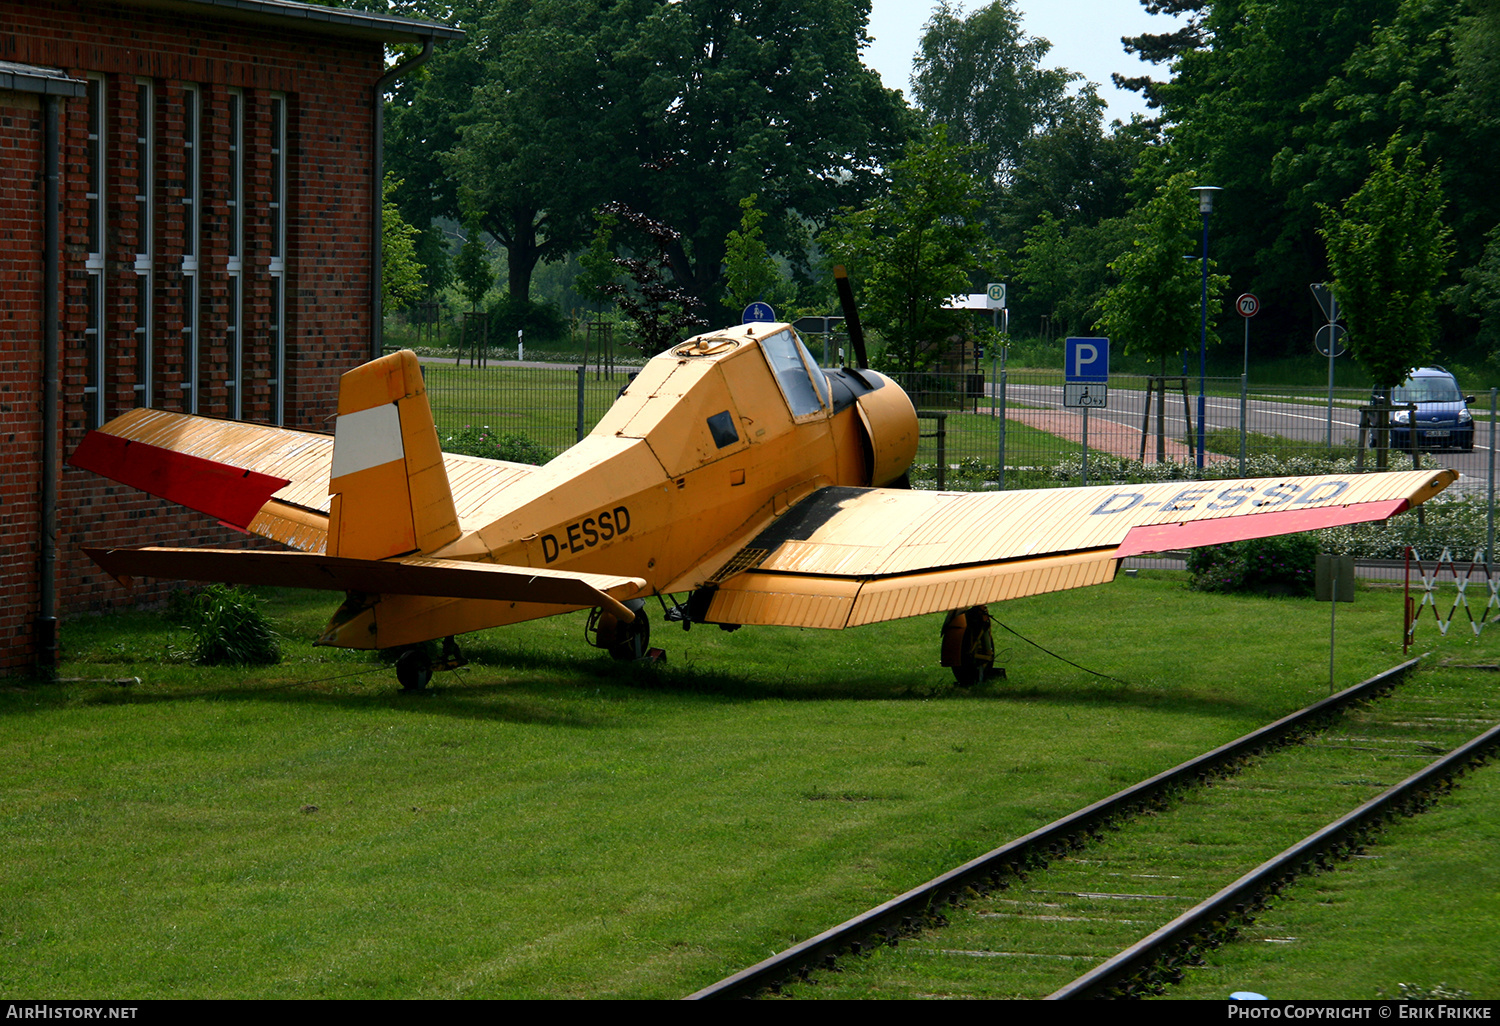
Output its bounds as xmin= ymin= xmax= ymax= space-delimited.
xmin=997 ymin=371 xmax=1007 ymax=492
xmin=1489 ymin=387 xmax=1496 ymax=565
xmin=1326 ymin=345 xmax=1335 ymax=449
xmin=1239 ymin=373 xmax=1248 ymax=476
xmin=576 ymin=365 xmax=586 ymax=442
xmin=1243 ymin=313 xmax=1249 ymax=379
xmin=1197 ymin=210 xmax=1208 ymax=470
xmin=38 ymin=93 xmax=62 ymax=675
xmin=989 ymin=354 xmax=996 ymax=419
xmin=1329 ymin=570 xmax=1337 ymax=696
xmin=1082 ymin=406 xmax=1089 ymax=488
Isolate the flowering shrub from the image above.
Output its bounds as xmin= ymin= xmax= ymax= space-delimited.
xmin=1311 ymin=494 xmax=1491 ymax=560
xmin=1049 ymin=449 xmax=1434 ymax=483
xmin=442 ymin=425 xmax=552 ymax=465
xmin=1186 ymin=534 xmax=1321 ymax=595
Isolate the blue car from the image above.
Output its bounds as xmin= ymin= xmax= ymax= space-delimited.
xmin=1374 ymin=367 xmax=1475 ymax=452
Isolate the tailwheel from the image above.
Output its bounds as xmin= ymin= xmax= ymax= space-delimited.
xmin=940 ymin=605 xmax=997 ymax=687
xmin=394 ymin=646 xmax=434 ymax=691
xmin=588 ymin=599 xmax=652 ymax=661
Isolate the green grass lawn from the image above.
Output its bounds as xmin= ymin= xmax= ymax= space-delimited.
xmin=5 ymin=575 xmax=1498 ymax=998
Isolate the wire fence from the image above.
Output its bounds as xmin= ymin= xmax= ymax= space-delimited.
xmin=418 ymin=357 xmax=1498 ymax=503
xmin=421 ymin=359 xmax=636 ymax=457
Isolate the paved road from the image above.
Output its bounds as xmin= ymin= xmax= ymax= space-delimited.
xmin=996 ymin=380 xmax=1495 ymax=493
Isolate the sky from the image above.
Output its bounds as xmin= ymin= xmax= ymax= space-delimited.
xmin=864 ymin=0 xmax=1185 ymax=125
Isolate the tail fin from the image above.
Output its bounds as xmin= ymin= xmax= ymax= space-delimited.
xmin=327 ymin=350 xmax=460 ymax=560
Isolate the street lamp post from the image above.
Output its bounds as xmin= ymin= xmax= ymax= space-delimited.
xmin=1189 ymin=185 xmax=1221 ymax=471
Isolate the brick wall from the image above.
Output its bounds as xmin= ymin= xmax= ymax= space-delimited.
xmin=0 ymin=89 xmax=46 ymax=667
xmin=0 ymin=0 xmax=386 ymax=672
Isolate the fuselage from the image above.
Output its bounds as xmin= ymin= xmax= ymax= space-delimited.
xmin=321 ymin=322 xmax=918 ymax=648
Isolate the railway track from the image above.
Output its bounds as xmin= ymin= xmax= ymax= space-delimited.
xmin=687 ymin=657 xmax=1500 ymax=1000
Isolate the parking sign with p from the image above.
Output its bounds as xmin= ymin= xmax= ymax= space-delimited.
xmin=1065 ymin=337 xmax=1109 ymax=383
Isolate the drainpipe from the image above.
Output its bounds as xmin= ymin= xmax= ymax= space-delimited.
xmin=38 ymin=92 xmax=62 ymax=674
xmin=372 ymin=37 xmax=434 ymax=361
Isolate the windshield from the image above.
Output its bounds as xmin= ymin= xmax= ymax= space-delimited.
xmin=1393 ymin=376 xmax=1464 ymax=403
xmin=761 ymin=328 xmax=829 ymax=417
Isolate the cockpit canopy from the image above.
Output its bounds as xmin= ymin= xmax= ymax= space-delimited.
xmin=759 ymin=327 xmax=830 ymax=419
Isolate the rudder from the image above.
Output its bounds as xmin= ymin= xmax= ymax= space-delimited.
xmin=327 ymin=350 xmax=460 ymax=560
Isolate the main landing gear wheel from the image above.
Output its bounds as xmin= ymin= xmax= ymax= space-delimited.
xmin=941 ymin=605 xmax=996 ymax=687
xmin=590 ymin=599 xmax=652 ymax=660
xmin=395 ymin=647 xmax=434 ymax=691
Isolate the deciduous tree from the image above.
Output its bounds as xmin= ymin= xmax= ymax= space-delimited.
xmin=381 ymin=174 xmax=425 ymax=312
xmin=911 ymin=0 xmax=1094 ymax=192
xmin=724 ymin=194 xmax=795 ymax=315
xmin=1319 ymin=138 xmax=1453 ymax=390
xmin=821 ymin=127 xmax=995 ymax=374
xmin=1096 ymin=173 xmax=1228 ymax=373
xmin=453 ymin=215 xmax=496 ymax=312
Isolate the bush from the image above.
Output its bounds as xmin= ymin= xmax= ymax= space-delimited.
xmin=1049 ymin=449 xmax=1435 ymax=485
xmin=1186 ymin=534 xmax=1320 ymax=596
xmin=442 ymin=425 xmax=552 ymax=465
xmin=1313 ymin=493 xmax=1491 ymax=560
xmin=168 ymin=584 xmax=281 ymax=666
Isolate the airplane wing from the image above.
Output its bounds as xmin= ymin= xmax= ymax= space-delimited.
xmin=690 ymin=469 xmax=1457 ymax=629
xmin=68 ymin=407 xmax=541 ymax=554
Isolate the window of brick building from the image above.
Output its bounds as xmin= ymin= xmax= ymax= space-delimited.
xmin=268 ymin=92 xmax=286 ymax=425
xmin=84 ymin=74 xmax=106 ymax=431
xmin=225 ymin=88 xmax=243 ymax=419
xmin=133 ymin=77 xmax=154 ymax=410
xmin=181 ymin=82 xmax=199 ymax=413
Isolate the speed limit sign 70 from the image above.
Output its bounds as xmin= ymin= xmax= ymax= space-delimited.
xmin=1237 ymin=293 xmax=1260 ymax=318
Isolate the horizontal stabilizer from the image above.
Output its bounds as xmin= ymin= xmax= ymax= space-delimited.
xmin=83 ymin=547 xmax=645 ymax=622
xmin=70 ymin=427 xmax=293 ymax=531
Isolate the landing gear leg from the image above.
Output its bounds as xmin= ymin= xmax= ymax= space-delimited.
xmin=437 ymin=635 xmax=468 ymax=672
xmin=941 ymin=605 xmax=998 ymax=687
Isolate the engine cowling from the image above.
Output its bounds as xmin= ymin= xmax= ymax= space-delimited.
xmin=853 ymin=371 xmax=919 ymax=487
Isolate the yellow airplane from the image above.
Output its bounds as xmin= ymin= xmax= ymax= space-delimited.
xmin=72 ymin=319 xmax=1456 ymax=689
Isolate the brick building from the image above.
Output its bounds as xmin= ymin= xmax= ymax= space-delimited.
xmin=0 ymin=0 xmax=461 ymax=673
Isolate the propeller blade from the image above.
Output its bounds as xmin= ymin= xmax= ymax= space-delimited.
xmin=833 ymin=264 xmax=869 ymax=370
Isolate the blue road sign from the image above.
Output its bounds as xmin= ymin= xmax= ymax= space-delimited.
xmin=743 ymin=302 xmax=776 ymax=323
xmin=1065 ymin=337 xmax=1109 ymax=383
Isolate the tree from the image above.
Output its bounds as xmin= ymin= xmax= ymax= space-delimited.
xmin=453 ymin=215 xmax=496 ymax=312
xmin=574 ymin=209 xmax=621 ymax=312
xmin=821 ymin=127 xmax=995 ymax=374
xmin=387 ymin=0 xmax=908 ymax=322
xmin=1115 ymin=0 xmax=1211 ymax=114
xmin=1319 ymin=137 xmax=1454 ymax=390
xmin=595 ymin=203 xmax=708 ymax=355
xmin=1146 ymin=0 xmax=1406 ymax=352
xmin=1013 ymin=212 xmax=1138 ymax=339
xmin=911 ymin=0 xmax=1095 ymax=191
xmin=447 ymin=0 xmax=673 ymax=305
xmin=381 ymin=174 xmax=425 ymax=312
xmin=723 ymin=194 xmax=794 ymax=314
xmin=1096 ymin=173 xmax=1228 ymax=373
xmin=613 ymin=0 xmax=910 ymax=320
xmin=1456 ymin=223 xmax=1500 ymax=359
xmin=414 ymin=225 xmax=453 ymax=303
xmin=1002 ymin=108 xmax=1146 ymax=237
xmin=385 ymin=0 xmax=655 ymax=306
